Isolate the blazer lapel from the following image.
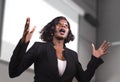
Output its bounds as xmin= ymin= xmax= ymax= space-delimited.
xmin=61 ymin=48 xmax=76 ymax=79
xmin=46 ymin=43 xmax=76 ymax=80
xmin=46 ymin=42 xmax=59 ymax=77
xmin=61 ymin=48 xmax=70 ymax=77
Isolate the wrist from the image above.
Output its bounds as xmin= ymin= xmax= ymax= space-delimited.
xmin=92 ymin=54 xmax=101 ymax=58
xmin=21 ymin=38 xmax=30 ymax=43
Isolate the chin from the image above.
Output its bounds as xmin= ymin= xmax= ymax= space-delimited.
xmin=56 ymin=36 xmax=66 ymax=40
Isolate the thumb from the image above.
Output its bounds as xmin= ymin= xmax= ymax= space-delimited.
xmin=30 ymin=26 xmax=36 ymax=34
xmin=91 ymin=43 xmax=95 ymax=51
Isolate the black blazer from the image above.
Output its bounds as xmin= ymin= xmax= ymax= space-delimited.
xmin=9 ymin=39 xmax=103 ymax=82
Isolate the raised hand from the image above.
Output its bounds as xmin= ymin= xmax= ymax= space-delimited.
xmin=21 ymin=17 xmax=36 ymax=43
xmin=92 ymin=41 xmax=110 ymax=58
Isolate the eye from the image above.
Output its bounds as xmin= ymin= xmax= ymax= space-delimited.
xmin=57 ymin=23 xmax=62 ymax=27
xmin=57 ymin=23 xmax=68 ymax=28
xmin=65 ymin=24 xmax=68 ymax=28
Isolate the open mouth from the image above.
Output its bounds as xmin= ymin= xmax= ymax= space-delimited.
xmin=59 ymin=29 xmax=65 ymax=33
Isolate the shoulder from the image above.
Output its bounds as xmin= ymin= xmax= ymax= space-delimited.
xmin=30 ymin=42 xmax=48 ymax=57
xmin=65 ymin=47 xmax=78 ymax=58
xmin=66 ymin=47 xmax=77 ymax=54
xmin=30 ymin=41 xmax=48 ymax=51
xmin=65 ymin=48 xmax=80 ymax=65
xmin=34 ymin=41 xmax=46 ymax=45
xmin=33 ymin=41 xmax=47 ymax=47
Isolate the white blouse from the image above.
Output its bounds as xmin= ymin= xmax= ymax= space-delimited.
xmin=57 ymin=59 xmax=67 ymax=76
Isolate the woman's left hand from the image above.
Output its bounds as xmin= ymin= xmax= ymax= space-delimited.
xmin=92 ymin=41 xmax=110 ymax=58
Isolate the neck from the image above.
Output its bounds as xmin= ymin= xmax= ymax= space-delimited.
xmin=52 ymin=37 xmax=64 ymax=48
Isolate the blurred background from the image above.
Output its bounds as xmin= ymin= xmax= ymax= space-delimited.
xmin=0 ymin=0 xmax=120 ymax=82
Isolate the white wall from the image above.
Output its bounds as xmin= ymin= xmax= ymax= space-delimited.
xmin=96 ymin=0 xmax=120 ymax=82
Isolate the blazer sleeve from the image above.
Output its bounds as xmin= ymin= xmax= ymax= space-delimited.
xmin=75 ymin=54 xmax=104 ymax=82
xmin=9 ymin=39 xmax=38 ymax=78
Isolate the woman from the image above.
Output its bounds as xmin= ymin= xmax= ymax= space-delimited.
xmin=9 ymin=16 xmax=110 ymax=82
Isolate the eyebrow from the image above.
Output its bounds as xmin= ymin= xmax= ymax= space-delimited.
xmin=58 ymin=22 xmax=68 ymax=26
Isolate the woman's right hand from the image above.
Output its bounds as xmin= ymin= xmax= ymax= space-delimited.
xmin=21 ymin=17 xmax=36 ymax=43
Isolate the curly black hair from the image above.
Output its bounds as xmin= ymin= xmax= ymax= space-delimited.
xmin=40 ymin=16 xmax=74 ymax=43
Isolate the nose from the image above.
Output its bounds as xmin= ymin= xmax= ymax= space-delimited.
xmin=62 ymin=25 xmax=66 ymax=28
xmin=61 ymin=24 xmax=68 ymax=28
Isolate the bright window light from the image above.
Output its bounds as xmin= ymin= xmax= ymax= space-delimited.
xmin=1 ymin=0 xmax=78 ymax=63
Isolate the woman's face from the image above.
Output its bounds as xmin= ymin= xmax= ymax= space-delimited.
xmin=53 ymin=19 xmax=69 ymax=40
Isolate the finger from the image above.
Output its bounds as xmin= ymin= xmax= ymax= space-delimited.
xmin=100 ymin=40 xmax=107 ymax=48
xmin=22 ymin=30 xmax=29 ymax=42
xmin=103 ymin=51 xmax=110 ymax=55
xmin=24 ymin=17 xmax=30 ymax=32
xmin=103 ymin=42 xmax=111 ymax=50
xmin=30 ymin=26 xmax=36 ymax=34
xmin=23 ymin=30 xmax=29 ymax=38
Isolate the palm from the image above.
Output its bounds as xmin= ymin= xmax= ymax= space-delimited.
xmin=92 ymin=41 xmax=110 ymax=58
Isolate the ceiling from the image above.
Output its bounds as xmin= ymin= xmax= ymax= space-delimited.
xmin=72 ymin=0 xmax=97 ymax=11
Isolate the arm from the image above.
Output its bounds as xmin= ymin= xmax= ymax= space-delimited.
xmin=75 ymin=41 xmax=110 ymax=82
xmin=9 ymin=17 xmax=36 ymax=78
xmin=9 ymin=40 xmax=40 ymax=78
xmin=9 ymin=39 xmax=30 ymax=78
xmin=75 ymin=55 xmax=103 ymax=82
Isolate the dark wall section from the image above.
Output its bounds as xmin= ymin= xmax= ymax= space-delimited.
xmin=0 ymin=0 xmax=5 ymax=56
xmin=84 ymin=13 xmax=98 ymax=27
xmin=96 ymin=0 xmax=120 ymax=82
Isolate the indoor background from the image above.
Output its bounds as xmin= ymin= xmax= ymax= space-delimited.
xmin=0 ymin=0 xmax=120 ymax=82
